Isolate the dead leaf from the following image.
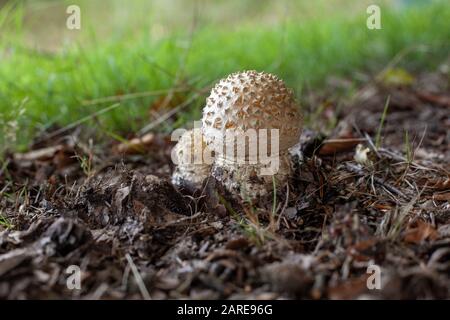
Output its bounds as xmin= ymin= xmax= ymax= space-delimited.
xmin=319 ymin=138 xmax=365 ymax=156
xmin=432 ymin=192 xmax=450 ymax=201
xmin=347 ymin=238 xmax=378 ymax=261
xmin=327 ymin=276 xmax=369 ymax=299
xmin=225 ymin=237 xmax=250 ymax=250
xmin=149 ymin=92 xmax=186 ymax=113
xmin=417 ymin=177 xmax=450 ymax=191
xmin=416 ymin=91 xmax=450 ymax=108
xmin=14 ymin=145 xmax=64 ymax=162
xmin=115 ymin=133 xmax=155 ymax=154
xmin=404 ymin=220 xmax=438 ymax=244
xmin=0 ymin=248 xmax=31 ymax=277
xmin=372 ymin=203 xmax=393 ymax=211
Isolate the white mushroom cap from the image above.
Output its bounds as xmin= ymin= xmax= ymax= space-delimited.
xmin=202 ymin=70 xmax=302 ymax=157
xmin=171 ymin=128 xmax=212 ymax=191
xmin=201 ymin=70 xmax=303 ymax=199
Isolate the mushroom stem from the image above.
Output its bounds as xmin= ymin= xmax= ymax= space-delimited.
xmin=212 ymin=151 xmax=293 ymax=199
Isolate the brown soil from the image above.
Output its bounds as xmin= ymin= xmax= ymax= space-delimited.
xmin=0 ymin=69 xmax=449 ymax=299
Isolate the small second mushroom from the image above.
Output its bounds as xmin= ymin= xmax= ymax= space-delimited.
xmin=171 ymin=128 xmax=213 ymax=192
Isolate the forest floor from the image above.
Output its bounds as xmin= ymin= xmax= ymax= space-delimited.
xmin=0 ymin=67 xmax=449 ymax=299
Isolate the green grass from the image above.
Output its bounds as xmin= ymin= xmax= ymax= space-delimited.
xmin=0 ymin=0 xmax=449 ymax=151
xmin=0 ymin=211 xmax=14 ymax=229
xmin=375 ymin=95 xmax=390 ymax=149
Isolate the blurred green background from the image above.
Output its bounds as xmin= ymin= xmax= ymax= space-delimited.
xmin=0 ymin=0 xmax=449 ymax=151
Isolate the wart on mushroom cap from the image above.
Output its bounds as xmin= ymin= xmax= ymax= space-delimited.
xmin=201 ymin=70 xmax=303 ymax=199
xmin=171 ymin=128 xmax=213 ymax=192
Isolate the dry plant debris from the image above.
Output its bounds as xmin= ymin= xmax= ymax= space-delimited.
xmin=0 ymin=68 xmax=449 ymax=299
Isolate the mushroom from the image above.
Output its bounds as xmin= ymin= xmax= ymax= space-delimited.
xmin=201 ymin=70 xmax=302 ymax=199
xmin=171 ymin=128 xmax=213 ymax=192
